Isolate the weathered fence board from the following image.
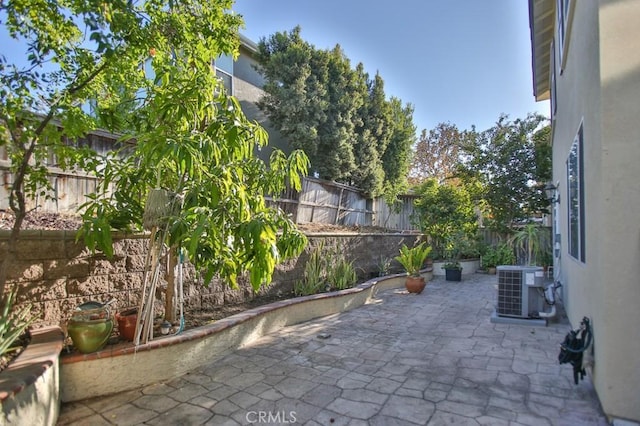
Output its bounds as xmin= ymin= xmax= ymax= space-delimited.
xmin=2 ymin=130 xmax=419 ymax=231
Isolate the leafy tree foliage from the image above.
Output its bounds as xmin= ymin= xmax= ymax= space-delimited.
xmin=256 ymin=27 xmax=414 ymax=197
xmin=351 ymin=68 xmax=389 ymax=196
xmin=456 ymin=114 xmax=551 ymax=230
xmin=412 ymin=179 xmax=478 ymax=259
xmin=410 ymin=122 xmax=470 ymax=185
xmin=381 ymin=98 xmax=415 ymax=199
xmin=0 ymin=0 xmax=309 ymax=300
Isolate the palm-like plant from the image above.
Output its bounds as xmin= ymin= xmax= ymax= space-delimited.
xmin=510 ymin=224 xmax=550 ymax=266
xmin=1 ymin=291 xmax=33 ymax=359
xmin=395 ymin=242 xmax=432 ymax=277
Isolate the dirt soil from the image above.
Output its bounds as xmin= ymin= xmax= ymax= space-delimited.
xmin=0 ymin=211 xmax=400 ymax=234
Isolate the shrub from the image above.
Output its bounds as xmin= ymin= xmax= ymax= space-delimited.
xmin=294 ymin=243 xmax=359 ymax=296
xmin=294 ymin=245 xmax=326 ymax=296
xmin=482 ymin=243 xmax=516 ymax=268
xmin=1 ymin=291 xmax=33 ymax=358
xmin=327 ymin=256 xmax=357 ymax=291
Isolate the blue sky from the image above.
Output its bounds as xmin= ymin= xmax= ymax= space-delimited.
xmin=233 ymin=0 xmax=550 ymax=134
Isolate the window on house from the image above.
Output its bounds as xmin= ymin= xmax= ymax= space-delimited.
xmin=215 ymin=54 xmax=234 ymax=95
xmin=216 ymin=69 xmax=233 ymax=94
xmin=566 ymin=122 xmax=585 ymax=262
xmin=556 ymin=0 xmax=574 ymax=70
xmin=550 ymin=39 xmax=557 ymax=120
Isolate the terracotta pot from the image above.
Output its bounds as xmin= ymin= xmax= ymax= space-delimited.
xmin=405 ymin=276 xmax=426 ymax=294
xmin=116 ymin=308 xmax=138 ymax=342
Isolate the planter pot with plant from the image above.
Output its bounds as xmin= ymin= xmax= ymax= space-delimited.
xmin=444 ymin=263 xmax=463 ymax=281
xmin=395 ymin=242 xmax=432 ymax=294
xmin=443 ymin=230 xmax=477 ymax=282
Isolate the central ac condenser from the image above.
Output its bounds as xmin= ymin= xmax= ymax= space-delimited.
xmin=496 ymin=265 xmax=546 ymax=319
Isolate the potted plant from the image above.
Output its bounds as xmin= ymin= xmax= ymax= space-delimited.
xmin=442 ymin=231 xmax=472 ymax=282
xmin=443 ymin=261 xmax=463 ymax=281
xmin=395 ymin=242 xmax=432 ymax=293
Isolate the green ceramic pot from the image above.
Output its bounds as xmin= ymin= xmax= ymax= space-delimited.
xmin=67 ymin=317 xmax=113 ymax=354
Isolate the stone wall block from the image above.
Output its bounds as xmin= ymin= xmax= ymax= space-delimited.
xmin=123 ymin=237 xmax=148 ymax=253
xmin=44 ymin=258 xmax=90 ymax=280
xmin=224 ymin=289 xmax=246 ymax=305
xmin=109 ymin=272 xmax=144 ymax=292
xmin=184 ymin=294 xmax=202 ymax=310
xmin=127 ymin=291 xmax=141 ymax=309
xmin=22 ymin=301 xmax=45 ymax=326
xmin=16 ymin=239 xmax=65 ymax=260
xmin=67 ymin=275 xmax=110 ymax=296
xmin=92 ymin=257 xmax=127 ymax=275
xmin=112 ymin=240 xmax=128 ymax=258
xmin=125 ymin=254 xmax=147 ymax=272
xmin=5 ymin=261 xmax=44 ymax=282
xmin=64 ymin=239 xmax=92 ymax=259
xmin=15 ymin=279 xmax=67 ymax=305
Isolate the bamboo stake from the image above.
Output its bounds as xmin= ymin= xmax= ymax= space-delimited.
xmin=134 ymin=227 xmax=156 ymax=346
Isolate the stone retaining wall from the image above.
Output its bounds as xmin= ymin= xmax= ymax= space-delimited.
xmin=1 ymin=230 xmax=421 ymax=329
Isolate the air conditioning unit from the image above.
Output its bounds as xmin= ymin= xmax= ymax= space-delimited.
xmin=496 ymin=266 xmax=546 ymax=319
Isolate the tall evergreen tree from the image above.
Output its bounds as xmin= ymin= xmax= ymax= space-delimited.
xmin=316 ymin=45 xmax=359 ymax=182
xmin=382 ymin=98 xmax=416 ymax=198
xmin=256 ymin=27 xmax=415 ymax=197
xmin=351 ymin=64 xmax=384 ymax=195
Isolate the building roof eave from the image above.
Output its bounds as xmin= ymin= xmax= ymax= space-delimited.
xmin=529 ymin=0 xmax=554 ymax=101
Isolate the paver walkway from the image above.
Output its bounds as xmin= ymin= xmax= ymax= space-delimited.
xmin=58 ymin=274 xmax=608 ymax=425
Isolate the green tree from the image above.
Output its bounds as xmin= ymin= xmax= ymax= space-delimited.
xmin=351 ymin=66 xmax=386 ymax=196
xmin=410 ymin=122 xmax=469 ymax=185
xmin=457 ymin=114 xmax=551 ymax=230
xmin=318 ymin=44 xmax=359 ymax=182
xmin=256 ymin=28 xmax=414 ymax=198
xmin=381 ymin=98 xmax=415 ymax=200
xmin=0 ymin=0 xmax=309 ymax=305
xmin=257 ymin=28 xmax=346 ymax=180
xmin=413 ymin=179 xmax=478 ymax=259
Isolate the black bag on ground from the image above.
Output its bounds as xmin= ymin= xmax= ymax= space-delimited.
xmin=558 ymin=317 xmax=591 ymax=385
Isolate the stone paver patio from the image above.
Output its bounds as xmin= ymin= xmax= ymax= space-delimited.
xmin=58 ymin=274 xmax=608 ymax=425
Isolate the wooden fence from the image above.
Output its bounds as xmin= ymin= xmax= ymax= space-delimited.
xmin=1 ymin=130 xmax=420 ymax=231
xmin=266 ymin=176 xmax=419 ymax=231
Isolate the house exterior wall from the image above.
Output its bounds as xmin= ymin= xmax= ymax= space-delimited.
xmin=232 ymin=43 xmax=292 ymax=162
xmin=548 ymin=0 xmax=640 ymax=421
xmin=234 ymin=47 xmax=265 ymax=88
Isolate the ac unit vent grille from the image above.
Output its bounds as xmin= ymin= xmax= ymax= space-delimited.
xmin=497 ymin=269 xmax=523 ymax=317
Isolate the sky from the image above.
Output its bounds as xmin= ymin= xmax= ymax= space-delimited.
xmin=233 ymin=0 xmax=550 ymax=134
xmin=0 ymin=1 xmax=549 ymax=135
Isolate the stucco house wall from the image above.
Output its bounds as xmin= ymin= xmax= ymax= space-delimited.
xmin=530 ymin=0 xmax=640 ymax=421
xmin=231 ymin=37 xmax=292 ymax=162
